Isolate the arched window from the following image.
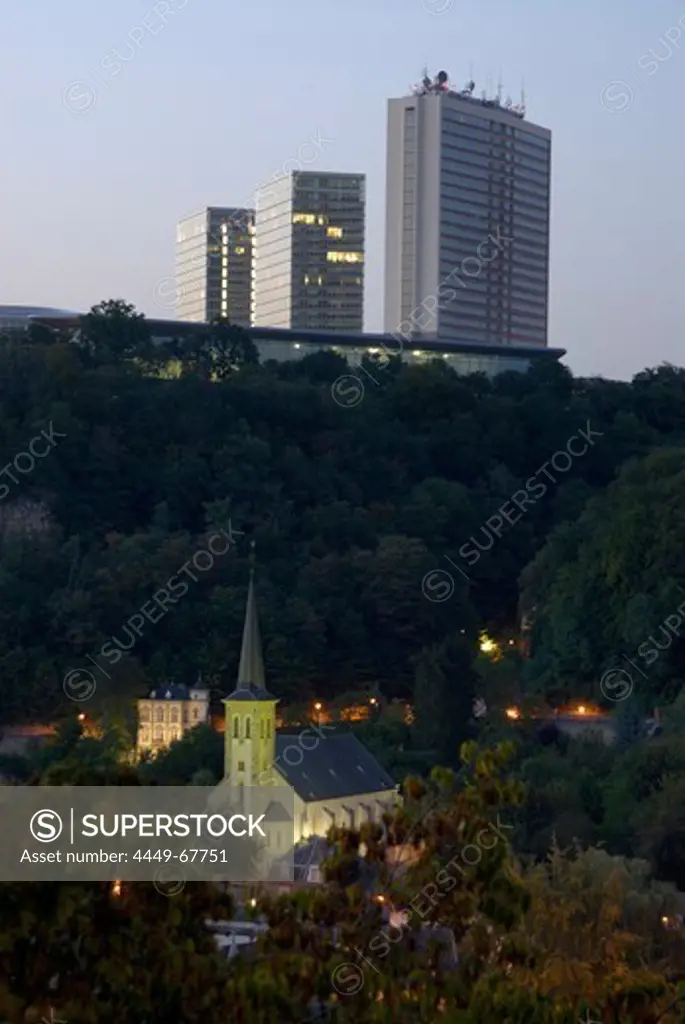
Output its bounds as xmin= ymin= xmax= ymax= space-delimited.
xmin=245 ymin=717 xmax=251 ymax=739
xmin=170 ymin=707 xmax=179 ymax=723
xmin=233 ymin=716 xmax=239 ymax=739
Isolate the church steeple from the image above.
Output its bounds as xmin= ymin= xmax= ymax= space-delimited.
xmin=222 ymin=548 xmax=278 ymax=784
xmin=226 ymin=543 xmax=275 ymax=700
xmin=237 ymin=557 xmax=266 ymax=692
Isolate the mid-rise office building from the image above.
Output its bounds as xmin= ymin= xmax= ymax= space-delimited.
xmin=175 ymin=207 xmax=253 ymax=323
xmin=385 ymin=71 xmax=551 ymax=348
xmin=252 ymin=171 xmax=365 ymax=331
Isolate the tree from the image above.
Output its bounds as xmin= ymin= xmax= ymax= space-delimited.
xmin=78 ymin=299 xmax=153 ymax=366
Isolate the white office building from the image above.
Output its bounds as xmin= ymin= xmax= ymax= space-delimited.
xmin=384 ymin=71 xmax=551 ymax=349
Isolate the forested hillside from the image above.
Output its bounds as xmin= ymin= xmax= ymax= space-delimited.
xmin=1 ymin=301 xmax=685 ymax=733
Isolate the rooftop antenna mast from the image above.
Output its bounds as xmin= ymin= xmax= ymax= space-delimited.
xmin=497 ymin=69 xmax=503 ymax=104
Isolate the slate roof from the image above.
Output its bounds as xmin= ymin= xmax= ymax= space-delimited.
xmin=147 ymin=684 xmax=190 ymax=700
xmin=274 ymin=731 xmax=396 ymax=802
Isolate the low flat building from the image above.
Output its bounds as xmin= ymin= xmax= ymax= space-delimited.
xmin=14 ymin=308 xmax=565 ymax=377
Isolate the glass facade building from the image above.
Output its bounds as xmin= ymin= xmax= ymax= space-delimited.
xmin=175 ymin=207 xmax=253 ymax=324
xmin=253 ymin=171 xmax=365 ymax=331
xmin=385 ymin=81 xmax=551 ymax=349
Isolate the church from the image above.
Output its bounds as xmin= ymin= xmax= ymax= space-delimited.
xmin=219 ymin=565 xmax=399 ymax=845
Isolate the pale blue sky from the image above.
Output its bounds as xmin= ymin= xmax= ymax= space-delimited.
xmin=2 ymin=0 xmax=683 ymax=378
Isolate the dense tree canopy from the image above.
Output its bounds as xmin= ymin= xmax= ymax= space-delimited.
xmin=5 ymin=304 xmax=685 ymax=1018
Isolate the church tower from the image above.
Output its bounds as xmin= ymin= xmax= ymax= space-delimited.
xmin=222 ymin=558 xmax=278 ymax=786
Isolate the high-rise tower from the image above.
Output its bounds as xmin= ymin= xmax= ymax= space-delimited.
xmin=252 ymin=171 xmax=365 ymax=330
xmin=176 ymin=207 xmax=253 ymax=323
xmin=384 ymin=71 xmax=551 ymax=348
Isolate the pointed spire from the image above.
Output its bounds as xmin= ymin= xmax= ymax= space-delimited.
xmin=237 ymin=548 xmax=265 ymax=692
xmin=226 ymin=544 xmax=275 ymax=701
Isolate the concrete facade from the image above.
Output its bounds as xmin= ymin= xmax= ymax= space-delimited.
xmin=384 ymin=77 xmax=551 ymax=349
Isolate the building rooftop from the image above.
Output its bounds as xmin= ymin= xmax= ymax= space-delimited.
xmin=410 ymin=69 xmax=528 ymax=120
xmin=146 ymin=682 xmax=209 ymax=701
xmin=274 ymin=731 xmax=396 ymax=802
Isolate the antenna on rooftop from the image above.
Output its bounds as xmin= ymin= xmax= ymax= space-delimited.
xmin=497 ymin=70 xmax=503 ymax=104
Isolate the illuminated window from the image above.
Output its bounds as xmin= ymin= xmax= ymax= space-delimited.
xmin=317 ymin=215 xmax=327 ymax=225
xmin=293 ymin=213 xmax=316 ymax=225
xmin=317 ymin=275 xmax=323 ymax=286
xmin=326 ymin=226 xmax=343 ymax=239
xmin=304 ymin=274 xmax=310 ymax=285
xmin=235 ymin=246 xmax=245 ymax=255
xmin=327 ymin=251 xmax=363 ymax=264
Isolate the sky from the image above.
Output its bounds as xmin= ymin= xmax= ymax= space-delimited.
xmin=1 ymin=0 xmax=684 ymax=380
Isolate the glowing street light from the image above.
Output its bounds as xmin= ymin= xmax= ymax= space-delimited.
xmin=505 ymin=707 xmax=520 ymax=721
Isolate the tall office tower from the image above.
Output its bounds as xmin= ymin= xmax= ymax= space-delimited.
xmin=175 ymin=207 xmax=254 ymax=323
xmin=384 ymin=71 xmax=551 ymax=347
xmin=252 ymin=171 xmax=365 ymax=330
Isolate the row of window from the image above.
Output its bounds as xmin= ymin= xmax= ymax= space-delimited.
xmin=327 ymin=251 xmax=363 ymax=263
xmin=140 ymin=727 xmax=181 ymax=743
xmin=232 ymin=716 xmax=272 ymax=740
xmin=139 ymin=705 xmax=203 ymax=724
